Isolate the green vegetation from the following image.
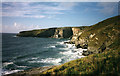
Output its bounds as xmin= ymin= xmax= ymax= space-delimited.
xmin=16 ymin=28 xmax=53 ymax=37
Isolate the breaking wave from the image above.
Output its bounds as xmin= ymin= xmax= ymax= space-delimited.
xmin=28 ymin=58 xmax=62 ymax=65
xmin=2 ymin=70 xmax=23 ymax=75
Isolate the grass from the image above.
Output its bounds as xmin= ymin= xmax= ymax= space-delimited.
xmin=41 ymin=47 xmax=120 ymax=76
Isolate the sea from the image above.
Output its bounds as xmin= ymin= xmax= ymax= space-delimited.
xmin=2 ymin=33 xmax=86 ymax=75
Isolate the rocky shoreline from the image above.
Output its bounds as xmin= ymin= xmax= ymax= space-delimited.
xmin=64 ymin=41 xmax=90 ymax=56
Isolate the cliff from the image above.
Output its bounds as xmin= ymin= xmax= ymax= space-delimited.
xmin=52 ymin=27 xmax=73 ymax=38
xmin=71 ymin=15 xmax=120 ymax=55
xmin=17 ymin=27 xmax=73 ymax=38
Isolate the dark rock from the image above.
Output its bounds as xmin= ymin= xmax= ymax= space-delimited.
xmin=82 ymin=44 xmax=88 ymax=49
xmin=98 ymin=43 xmax=106 ymax=53
xmin=75 ymin=43 xmax=88 ymax=49
xmin=64 ymin=41 xmax=75 ymax=44
xmin=82 ymin=51 xmax=93 ymax=56
xmin=53 ymin=27 xmax=73 ymax=38
xmin=63 ymin=28 xmax=73 ymax=38
xmin=37 ymin=28 xmax=56 ymax=37
xmin=76 ymin=44 xmax=82 ymax=48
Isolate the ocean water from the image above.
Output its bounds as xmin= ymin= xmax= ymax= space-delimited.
xmin=2 ymin=33 xmax=86 ymax=75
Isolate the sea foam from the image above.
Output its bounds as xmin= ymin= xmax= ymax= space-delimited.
xmin=40 ymin=58 xmax=62 ymax=65
xmin=28 ymin=58 xmax=62 ymax=65
xmin=2 ymin=70 xmax=23 ymax=75
xmin=3 ymin=62 xmax=14 ymax=67
xmin=59 ymin=41 xmax=86 ymax=63
xmin=13 ymin=35 xmax=18 ymax=38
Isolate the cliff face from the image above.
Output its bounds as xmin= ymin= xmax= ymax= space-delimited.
xmin=37 ymin=28 xmax=56 ymax=37
xmin=71 ymin=26 xmax=88 ymax=43
xmin=71 ymin=15 xmax=120 ymax=55
xmin=17 ymin=27 xmax=73 ymax=38
xmin=52 ymin=27 xmax=73 ymax=38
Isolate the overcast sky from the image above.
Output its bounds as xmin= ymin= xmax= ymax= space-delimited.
xmin=2 ymin=2 xmax=118 ymax=33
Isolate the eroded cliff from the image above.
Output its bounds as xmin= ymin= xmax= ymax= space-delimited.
xmin=70 ymin=15 xmax=120 ymax=55
xmin=17 ymin=27 xmax=73 ymax=38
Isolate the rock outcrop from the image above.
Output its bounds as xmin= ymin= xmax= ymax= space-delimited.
xmin=52 ymin=27 xmax=73 ymax=38
xmin=71 ymin=15 xmax=120 ymax=55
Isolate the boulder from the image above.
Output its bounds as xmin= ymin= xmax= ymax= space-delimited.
xmin=64 ymin=41 xmax=75 ymax=44
xmin=76 ymin=44 xmax=82 ymax=48
xmin=82 ymin=50 xmax=93 ymax=56
xmin=82 ymin=44 xmax=88 ymax=49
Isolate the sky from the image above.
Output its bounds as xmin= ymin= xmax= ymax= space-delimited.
xmin=1 ymin=2 xmax=118 ymax=33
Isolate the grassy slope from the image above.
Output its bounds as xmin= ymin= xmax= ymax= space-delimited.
xmin=40 ymin=16 xmax=120 ymax=75
xmin=72 ymin=15 xmax=120 ymax=53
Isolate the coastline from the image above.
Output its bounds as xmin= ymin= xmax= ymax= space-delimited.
xmin=3 ymin=40 xmax=87 ymax=76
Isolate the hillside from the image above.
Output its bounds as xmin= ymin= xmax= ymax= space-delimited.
xmin=8 ymin=15 xmax=120 ymax=76
xmin=71 ymin=15 xmax=120 ymax=55
xmin=40 ymin=15 xmax=120 ymax=75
